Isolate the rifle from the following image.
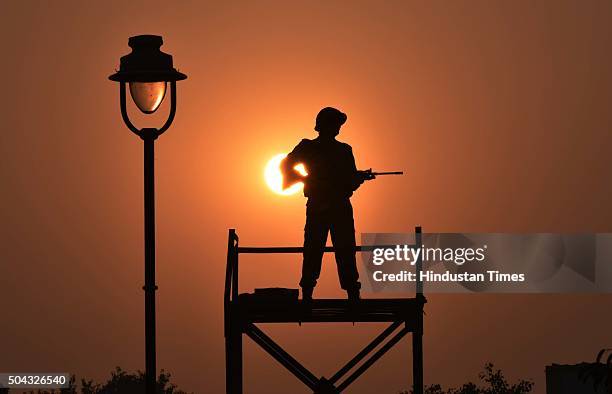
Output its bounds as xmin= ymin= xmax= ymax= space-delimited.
xmin=358 ymin=169 xmax=404 ymax=180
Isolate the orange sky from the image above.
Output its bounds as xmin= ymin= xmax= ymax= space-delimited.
xmin=1 ymin=1 xmax=612 ymax=393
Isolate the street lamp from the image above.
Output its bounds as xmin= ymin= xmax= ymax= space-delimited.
xmin=109 ymin=35 xmax=187 ymax=394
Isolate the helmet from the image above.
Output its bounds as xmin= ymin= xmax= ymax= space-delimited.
xmin=315 ymin=107 xmax=347 ymax=131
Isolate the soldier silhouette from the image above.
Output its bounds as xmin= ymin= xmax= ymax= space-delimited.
xmin=281 ymin=107 xmax=375 ymax=304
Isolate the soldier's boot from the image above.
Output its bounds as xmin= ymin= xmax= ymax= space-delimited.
xmin=302 ymin=286 xmax=314 ymax=301
xmin=301 ymin=287 xmax=314 ymax=315
xmin=347 ymin=288 xmax=361 ymax=322
xmin=347 ymin=288 xmax=360 ymax=302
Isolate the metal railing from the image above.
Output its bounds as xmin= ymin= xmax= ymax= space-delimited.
xmin=224 ymin=227 xmax=423 ymax=332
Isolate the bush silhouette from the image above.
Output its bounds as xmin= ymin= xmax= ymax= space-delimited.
xmin=401 ymin=363 xmax=534 ymax=394
xmin=16 ymin=368 xmax=190 ymax=394
xmin=79 ymin=367 xmax=189 ymax=394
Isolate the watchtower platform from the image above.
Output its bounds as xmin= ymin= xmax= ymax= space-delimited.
xmin=224 ymin=227 xmax=426 ymax=394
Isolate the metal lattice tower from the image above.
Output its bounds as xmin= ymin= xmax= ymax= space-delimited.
xmin=224 ymin=227 xmax=425 ymax=394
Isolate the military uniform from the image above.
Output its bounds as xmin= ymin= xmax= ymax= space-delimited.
xmin=283 ymin=137 xmax=363 ymax=294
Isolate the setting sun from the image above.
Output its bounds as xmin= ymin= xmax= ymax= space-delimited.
xmin=264 ymin=153 xmax=308 ymax=195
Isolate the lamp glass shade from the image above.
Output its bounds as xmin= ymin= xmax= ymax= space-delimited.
xmin=129 ymin=82 xmax=167 ymax=114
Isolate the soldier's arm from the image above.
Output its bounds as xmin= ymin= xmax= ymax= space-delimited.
xmin=347 ymin=147 xmax=365 ymax=192
xmin=281 ymin=140 xmax=307 ymax=189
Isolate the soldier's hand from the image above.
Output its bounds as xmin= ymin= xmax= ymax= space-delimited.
xmin=358 ymin=169 xmax=376 ymax=181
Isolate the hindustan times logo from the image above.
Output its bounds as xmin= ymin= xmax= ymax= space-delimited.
xmin=371 ymin=244 xmax=488 ymax=266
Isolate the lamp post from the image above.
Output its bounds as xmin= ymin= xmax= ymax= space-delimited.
xmin=109 ymin=35 xmax=187 ymax=394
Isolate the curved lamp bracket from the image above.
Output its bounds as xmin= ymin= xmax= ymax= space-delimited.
xmin=119 ymin=81 xmax=177 ymax=140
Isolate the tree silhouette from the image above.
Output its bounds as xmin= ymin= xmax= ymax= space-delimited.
xmin=22 ymin=368 xmax=189 ymax=394
xmin=401 ymin=363 xmax=534 ymax=394
xmin=80 ymin=367 xmax=188 ymax=394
